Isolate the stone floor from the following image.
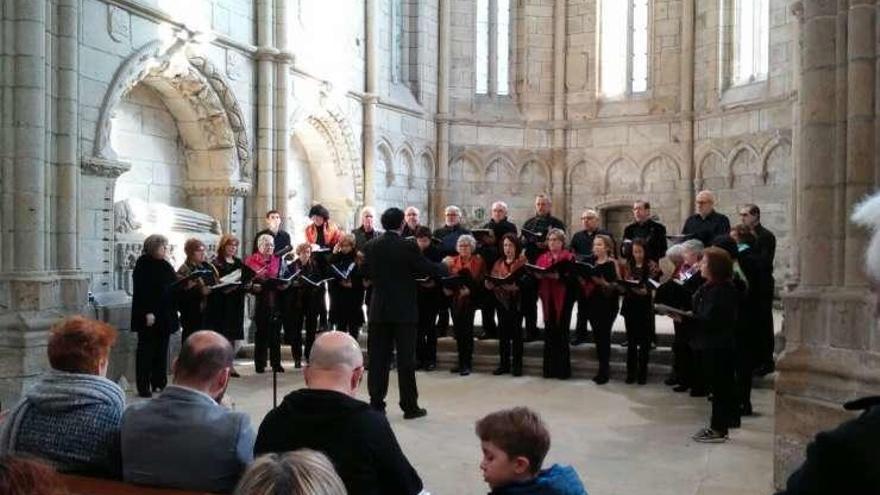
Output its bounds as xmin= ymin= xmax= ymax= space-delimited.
xmin=227 ymin=362 xmax=774 ymax=495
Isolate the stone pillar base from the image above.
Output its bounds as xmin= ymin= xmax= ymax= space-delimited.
xmin=775 ymin=287 xmax=880 ymax=488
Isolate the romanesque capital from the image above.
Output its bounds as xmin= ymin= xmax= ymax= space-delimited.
xmin=80 ymin=156 xmax=132 ymax=178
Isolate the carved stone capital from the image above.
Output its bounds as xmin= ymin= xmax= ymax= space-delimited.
xmin=184 ymin=182 xmax=253 ymax=197
xmin=255 ymin=46 xmax=280 ymax=61
xmin=81 ymin=156 xmax=132 ymax=178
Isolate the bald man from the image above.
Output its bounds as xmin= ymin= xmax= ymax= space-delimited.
xmin=682 ymin=190 xmax=731 ymax=246
xmin=122 ymin=331 xmax=255 ymax=493
xmin=254 ymin=332 xmax=424 ymax=495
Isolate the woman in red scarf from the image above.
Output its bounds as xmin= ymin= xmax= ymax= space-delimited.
xmin=245 ymin=234 xmax=288 ymax=373
xmin=486 ymin=233 xmax=527 ymax=376
xmin=442 ymin=234 xmax=485 ymax=376
xmin=535 ymin=228 xmax=575 ymax=379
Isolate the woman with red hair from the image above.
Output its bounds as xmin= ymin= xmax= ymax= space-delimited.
xmin=0 ymin=316 xmax=124 ymax=477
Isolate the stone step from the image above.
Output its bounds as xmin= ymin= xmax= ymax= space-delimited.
xmin=239 ymin=332 xmax=776 ymax=389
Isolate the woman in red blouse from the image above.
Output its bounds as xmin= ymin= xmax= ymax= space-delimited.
xmin=245 ymin=234 xmax=289 ymax=373
xmin=443 ymin=234 xmax=485 ymax=376
xmin=486 ymin=233 xmax=527 ymax=376
xmin=535 ymin=228 xmax=575 ymax=379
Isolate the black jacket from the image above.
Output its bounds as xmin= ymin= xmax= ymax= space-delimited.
xmin=433 ymin=224 xmax=471 ymax=257
xmin=130 ymin=255 xmax=179 ymax=334
xmin=362 ymin=232 xmax=447 ymax=323
xmin=682 ymin=211 xmax=731 ymax=246
xmin=691 ymin=280 xmax=738 ymax=350
xmin=254 ymin=389 xmax=423 ymax=495
xmin=777 ymin=397 xmax=880 ymax=494
xmin=754 ymin=223 xmax=777 ymax=267
xmin=623 ymin=219 xmax=667 ymax=262
xmin=354 ymin=226 xmax=380 ymax=251
xmin=483 ymin=218 xmax=518 ymax=247
xmin=521 ymin=214 xmax=566 ymax=262
xmin=570 ymin=228 xmax=613 ymax=259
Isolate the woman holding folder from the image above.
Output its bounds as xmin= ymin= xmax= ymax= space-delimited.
xmin=534 ymin=228 xmax=575 ymax=379
xmin=245 ymin=234 xmax=289 ymax=373
xmin=619 ymin=238 xmax=661 ymax=384
xmin=176 ymin=238 xmax=219 ymax=343
xmin=588 ymin=234 xmax=621 ymax=385
xmin=327 ymin=234 xmax=364 ymax=340
xmin=284 ymin=242 xmax=329 ymax=367
xmin=443 ymin=234 xmax=485 ymax=376
xmin=209 ymin=234 xmax=246 ymax=377
xmin=486 ymin=233 xmax=527 ymax=376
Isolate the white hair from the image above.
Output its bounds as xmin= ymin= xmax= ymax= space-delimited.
xmin=581 ymin=209 xmax=599 ymax=219
xmin=681 ymin=239 xmax=705 ymax=255
xmin=456 ymin=234 xmax=477 ymax=249
xmin=445 ymin=205 xmax=462 ymax=216
xmin=257 ymin=234 xmax=274 ymax=247
xmin=666 ymin=243 xmax=684 ymax=259
xmin=360 ymin=206 xmax=376 ymax=218
xmin=491 ymin=201 xmax=508 ymax=212
xmin=405 ymin=206 xmax=420 ymax=215
xmin=696 ymin=190 xmax=716 ymax=203
xmin=852 ymin=193 xmax=880 ymax=281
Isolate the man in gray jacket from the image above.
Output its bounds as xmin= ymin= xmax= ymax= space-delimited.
xmin=121 ymin=330 xmax=255 ymax=493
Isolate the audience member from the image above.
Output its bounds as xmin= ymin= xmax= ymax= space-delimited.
xmin=121 ymin=330 xmax=255 ymax=493
xmin=234 ymin=450 xmax=347 ymax=495
xmin=0 ymin=316 xmax=123 ymax=477
xmin=775 ymin=193 xmax=880 ymax=494
xmin=0 ymin=455 xmax=66 ymax=495
xmin=254 ymin=331 xmax=423 ymax=495
xmin=475 ymin=407 xmax=588 ymax=495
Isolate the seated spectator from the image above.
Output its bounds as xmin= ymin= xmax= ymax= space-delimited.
xmin=0 ymin=316 xmax=123 ymax=477
xmin=475 ymin=407 xmax=588 ymax=495
xmin=121 ymin=330 xmax=255 ymax=493
xmin=254 ymin=331 xmax=423 ymax=495
xmin=0 ymin=455 xmax=66 ymax=495
xmin=234 ymin=450 xmax=347 ymax=495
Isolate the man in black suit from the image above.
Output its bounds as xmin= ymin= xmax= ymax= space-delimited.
xmin=361 ymin=208 xmax=447 ymax=419
xmin=739 ymin=203 xmax=777 ymax=375
xmin=622 ymin=201 xmax=667 ymax=262
xmin=521 ymin=194 xmax=566 ymax=341
xmin=252 ymin=210 xmax=291 ymax=255
xmin=682 ymin=190 xmax=731 ymax=246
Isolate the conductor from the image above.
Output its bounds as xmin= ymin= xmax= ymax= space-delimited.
xmin=361 ymin=207 xmax=447 ymax=419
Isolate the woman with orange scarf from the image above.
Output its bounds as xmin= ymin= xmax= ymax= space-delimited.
xmin=442 ymin=234 xmax=485 ymax=376
xmin=486 ymin=233 xmax=527 ymax=376
xmin=534 ymin=228 xmax=575 ymax=379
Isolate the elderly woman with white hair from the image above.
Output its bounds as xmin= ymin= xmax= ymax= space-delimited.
xmin=443 ymin=234 xmax=485 ymax=376
xmin=245 ymin=234 xmax=290 ymax=373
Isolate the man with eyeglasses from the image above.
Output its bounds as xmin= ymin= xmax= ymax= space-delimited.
xmin=622 ymin=201 xmax=667 ymax=262
xmin=476 ymin=202 xmax=519 ymax=340
xmin=433 ymin=205 xmax=471 ymax=257
xmin=739 ymin=203 xmax=777 ymax=375
xmin=402 ymin=206 xmax=422 ymax=238
xmin=570 ymin=209 xmax=614 ymax=345
xmin=682 ymin=190 xmax=731 ymax=246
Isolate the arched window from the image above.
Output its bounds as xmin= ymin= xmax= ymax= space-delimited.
xmin=475 ymin=0 xmax=511 ymax=96
xmin=730 ymin=0 xmax=769 ymax=86
xmin=599 ymin=0 xmax=649 ymax=98
xmin=392 ymin=0 xmax=420 ymax=94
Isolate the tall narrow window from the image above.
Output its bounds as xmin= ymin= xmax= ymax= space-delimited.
xmin=600 ymin=0 xmax=650 ymax=98
xmin=475 ymin=0 xmax=510 ymax=96
xmin=392 ymin=0 xmax=405 ymax=83
xmin=732 ymin=0 xmax=769 ymax=86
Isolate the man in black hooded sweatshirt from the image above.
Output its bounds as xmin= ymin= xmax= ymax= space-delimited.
xmin=253 ymin=331 xmax=423 ymax=495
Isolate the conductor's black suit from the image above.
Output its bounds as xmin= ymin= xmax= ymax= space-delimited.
xmin=361 ymin=231 xmax=446 ymax=414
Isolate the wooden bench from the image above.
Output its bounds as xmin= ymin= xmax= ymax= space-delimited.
xmin=59 ymin=474 xmax=215 ymax=495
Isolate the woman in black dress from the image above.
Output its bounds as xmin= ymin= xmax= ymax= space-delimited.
xmin=176 ymin=238 xmax=218 ymax=343
xmin=284 ymin=242 xmax=328 ymax=366
xmin=587 ymin=234 xmax=621 ymax=385
xmin=210 ymin=234 xmax=246 ymax=377
xmin=619 ymin=238 xmax=661 ymax=384
xmin=130 ymin=234 xmax=179 ymax=398
xmin=328 ymin=234 xmax=364 ymax=339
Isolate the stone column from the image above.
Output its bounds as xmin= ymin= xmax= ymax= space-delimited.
xmin=55 ymin=0 xmax=79 ymax=273
xmin=255 ymin=0 xmax=276 ymax=228
xmin=434 ymin=0 xmax=451 ymax=225
xmin=550 ymin=0 xmax=566 ymax=215
xmin=9 ymin=0 xmax=47 ymax=274
xmin=363 ymin=0 xmax=379 ymax=208
xmin=679 ymin=0 xmax=695 ymax=227
xmin=274 ymin=0 xmax=291 ymax=218
xmin=775 ymin=0 xmax=880 ymax=487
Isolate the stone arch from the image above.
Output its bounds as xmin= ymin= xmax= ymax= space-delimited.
xmin=728 ymin=143 xmax=762 ymax=188
xmin=449 ymin=150 xmax=485 ymax=179
xmin=396 ymin=143 xmax=416 ymax=178
xmin=603 ymin=156 xmax=641 ymax=195
xmin=94 ymin=40 xmax=251 ymax=183
xmin=517 ymin=156 xmax=552 ymax=185
xmin=761 ymin=134 xmax=793 ymax=184
xmin=417 ymin=148 xmax=436 ymax=182
xmin=485 ymin=152 xmax=517 ymax=183
xmin=641 ymin=153 xmax=682 ymax=192
xmin=376 ymin=139 xmax=396 ymax=187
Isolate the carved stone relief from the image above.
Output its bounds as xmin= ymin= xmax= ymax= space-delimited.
xmin=108 ymin=5 xmax=130 ymax=43
xmin=226 ymin=50 xmax=244 ymax=81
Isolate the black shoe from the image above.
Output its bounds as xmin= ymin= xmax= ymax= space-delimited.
xmin=424 ymin=362 xmax=436 ymax=371
xmin=151 ymin=386 xmax=163 ymax=393
xmin=493 ymin=367 xmax=509 ymax=376
xmin=403 ymin=407 xmax=428 ymax=420
xmin=754 ymin=362 xmax=776 ymax=376
xmin=255 ymin=367 xmax=266 ymax=374
xmin=294 ymin=360 xmax=302 ymax=369
xmin=741 ymin=404 xmax=754 ymax=416
xmin=450 ymin=367 xmax=460 ymax=374
xmin=620 ymin=340 xmax=628 ymax=347
xmin=690 ymin=389 xmax=708 ymax=398
xmin=673 ymin=384 xmax=689 ymax=393
xmin=729 ymin=418 xmax=742 ymax=429
xmin=460 ymin=368 xmax=471 ymax=376
xmin=592 ymin=374 xmax=609 ymax=385
xmin=664 ymin=375 xmax=678 ymax=386
xmin=637 ymin=376 xmax=647 ymax=385
xmin=512 ymin=367 xmax=523 ymax=377
xmin=230 ymin=368 xmax=241 ymax=378
xmin=371 ymin=404 xmax=386 ymax=414
xmin=137 ymin=391 xmax=152 ymax=398
xmin=625 ymin=376 xmax=636 ymax=384
xmin=272 ymin=365 xmax=286 ymax=373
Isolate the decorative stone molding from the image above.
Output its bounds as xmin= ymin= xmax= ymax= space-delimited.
xmin=81 ymin=156 xmax=132 ymax=178
xmin=93 ymin=38 xmax=253 ymax=183
xmin=225 ymin=50 xmax=244 ymax=80
xmin=108 ymin=5 xmax=131 ymax=43
xmin=185 ymin=182 xmax=253 ymax=197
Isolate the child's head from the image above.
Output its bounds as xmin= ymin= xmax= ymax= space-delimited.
xmin=415 ymin=226 xmax=433 ymax=251
xmin=475 ymin=407 xmax=551 ymax=489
